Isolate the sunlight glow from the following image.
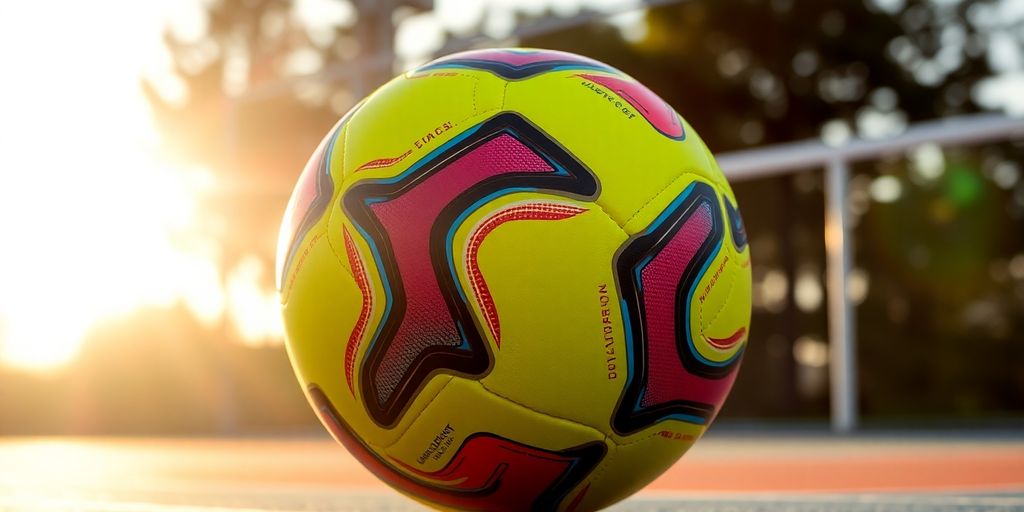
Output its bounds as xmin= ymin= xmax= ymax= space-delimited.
xmin=0 ymin=1 xmax=278 ymax=371
xmin=227 ymin=256 xmax=286 ymax=346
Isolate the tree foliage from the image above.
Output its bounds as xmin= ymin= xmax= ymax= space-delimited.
xmin=141 ymin=0 xmax=1024 ymax=423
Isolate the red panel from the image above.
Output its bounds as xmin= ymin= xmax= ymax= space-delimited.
xmin=343 ymin=227 xmax=373 ymax=394
xmin=309 ymin=386 xmax=603 ymax=511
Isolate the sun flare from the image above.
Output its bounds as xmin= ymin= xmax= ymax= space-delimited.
xmin=0 ymin=0 xmax=282 ymax=371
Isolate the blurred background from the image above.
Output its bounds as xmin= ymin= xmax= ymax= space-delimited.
xmin=0 ymin=0 xmax=1022 ymax=438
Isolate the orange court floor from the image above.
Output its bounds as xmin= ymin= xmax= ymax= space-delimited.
xmin=0 ymin=429 xmax=1021 ymax=511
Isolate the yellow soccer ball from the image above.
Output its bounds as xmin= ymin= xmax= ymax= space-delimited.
xmin=276 ymin=48 xmax=752 ymax=511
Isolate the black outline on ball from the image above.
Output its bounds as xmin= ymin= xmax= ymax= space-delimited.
xmin=342 ymin=112 xmax=599 ymax=428
xmin=611 ymin=182 xmax=745 ymax=435
xmin=309 ymin=384 xmax=606 ymax=510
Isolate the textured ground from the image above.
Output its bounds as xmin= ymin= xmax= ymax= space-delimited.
xmin=1 ymin=429 xmax=1021 ymax=511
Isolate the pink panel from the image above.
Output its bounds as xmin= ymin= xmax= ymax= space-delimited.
xmin=639 ymin=202 xmax=736 ymax=408
xmin=577 ymin=72 xmax=685 ymax=140
xmin=368 ymin=134 xmax=553 ymax=400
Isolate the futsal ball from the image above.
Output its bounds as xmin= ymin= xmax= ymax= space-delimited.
xmin=277 ymin=48 xmax=751 ymax=511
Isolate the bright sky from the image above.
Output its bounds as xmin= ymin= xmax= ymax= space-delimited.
xmin=0 ymin=0 xmax=281 ymax=371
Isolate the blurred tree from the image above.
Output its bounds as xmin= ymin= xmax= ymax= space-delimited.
xmin=560 ymin=1 xmax=991 ymax=146
xmin=145 ymin=0 xmax=434 ymax=314
xmin=139 ymin=0 xmax=1024 ymax=426
xmin=145 ymin=0 xmax=345 ymax=275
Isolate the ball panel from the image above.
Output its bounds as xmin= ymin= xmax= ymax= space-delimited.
xmin=333 ymin=111 xmax=601 ymax=428
xmin=690 ymin=186 xmax=752 ymax=394
xmin=693 ymin=130 xmax=738 ymax=205
xmin=454 ymin=197 xmax=590 ymax=348
xmin=690 ymin=197 xmax=751 ymax=368
xmin=413 ymin=47 xmax=620 ymax=81
xmin=383 ymin=377 xmax=608 ymax=511
xmin=609 ymin=176 xmax=746 ymax=438
xmin=505 ymin=69 xmax=713 ymax=228
xmin=338 ymin=70 xmax=506 ymax=184
xmin=571 ymin=71 xmax=686 ymax=140
xmin=283 ymin=232 xmax=454 ymax=447
xmin=573 ymin=421 xmax=704 ymax=511
xmin=276 ymin=117 xmax=350 ymax=301
xmin=449 ymin=193 xmax=629 ymax=432
xmin=321 ymin=107 xmax=526 ymax=393
xmin=723 ymin=193 xmax=749 ymax=253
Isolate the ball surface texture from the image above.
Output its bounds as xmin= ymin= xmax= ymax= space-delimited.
xmin=277 ymin=48 xmax=752 ymax=511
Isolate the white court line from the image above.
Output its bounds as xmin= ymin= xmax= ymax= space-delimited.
xmin=638 ymin=481 xmax=1024 ymax=496
xmin=630 ymin=490 xmax=1024 ymax=507
xmin=5 ymin=490 xmax=1023 ymax=511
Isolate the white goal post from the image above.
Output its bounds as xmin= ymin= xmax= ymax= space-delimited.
xmin=715 ymin=113 xmax=1024 ymax=432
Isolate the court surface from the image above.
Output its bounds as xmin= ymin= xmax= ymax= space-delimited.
xmin=1 ymin=429 xmax=1021 ymax=511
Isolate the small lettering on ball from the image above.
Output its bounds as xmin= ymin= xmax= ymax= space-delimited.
xmin=598 ymin=284 xmax=618 ymax=380
xmin=417 ymin=423 xmax=456 ymax=464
